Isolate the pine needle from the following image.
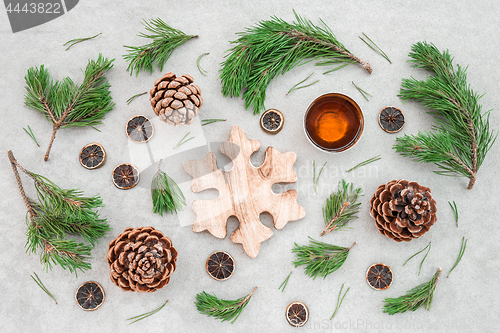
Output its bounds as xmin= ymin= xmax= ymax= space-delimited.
xmin=195 ymin=287 xmax=257 ymax=324
xmin=30 ymin=272 xmax=57 ymax=304
xmin=287 ymin=72 xmax=317 ymax=95
xmin=351 ymin=81 xmax=372 ymax=101
xmin=395 ymin=42 xmax=497 ymax=189
xmin=220 ymin=10 xmax=372 ymax=114
xmin=359 ymin=33 xmax=392 ymax=63
xmin=126 ymin=91 xmax=148 ymax=105
xmin=448 ymin=201 xmax=459 ymax=227
xmin=447 ymin=237 xmax=467 ymax=278
xmin=202 ymin=118 xmax=226 ymax=126
xmin=127 ymin=300 xmax=168 ymax=325
xmin=174 ymin=132 xmax=195 ymax=149
xmin=330 ymin=284 xmax=349 ymax=319
xmin=23 ymin=126 xmax=40 ymax=147
xmin=383 ymin=268 xmax=441 ymax=314
xmin=321 ymin=180 xmax=362 ymax=236
xmin=64 ymin=33 xmax=101 ymax=51
xmin=292 ymin=237 xmax=355 ymax=279
xmin=278 ymin=271 xmax=292 ymax=292
xmin=403 ymin=241 xmax=432 ymax=275
xmin=197 ymin=52 xmax=209 ymax=76
xmin=151 ymin=160 xmax=186 ymax=216
xmin=124 ymin=18 xmax=198 ymax=76
xmin=313 ymin=160 xmax=327 ymax=194
xmin=346 ymin=155 xmax=381 ymax=172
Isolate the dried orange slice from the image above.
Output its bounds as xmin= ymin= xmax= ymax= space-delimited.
xmin=112 ymin=163 xmax=139 ymax=189
xmin=126 ymin=115 xmax=154 ymax=142
xmin=79 ymin=143 xmax=106 ymax=169
xmin=286 ymin=301 xmax=309 ymax=327
xmin=206 ymin=251 xmax=235 ymax=281
xmin=75 ymin=281 xmax=105 ymax=311
xmin=366 ymin=263 xmax=393 ymax=290
xmin=379 ymin=107 xmax=405 ymax=133
xmin=260 ymin=109 xmax=284 ymax=134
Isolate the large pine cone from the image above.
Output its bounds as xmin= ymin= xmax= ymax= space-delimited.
xmin=150 ymin=72 xmax=203 ymax=126
xmin=369 ymin=179 xmax=437 ymax=242
xmin=106 ymin=226 xmax=178 ymax=292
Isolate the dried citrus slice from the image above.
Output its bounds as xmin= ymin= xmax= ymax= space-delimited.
xmin=75 ymin=281 xmax=105 ymax=311
xmin=379 ymin=107 xmax=405 ymax=133
xmin=260 ymin=109 xmax=284 ymax=134
xmin=286 ymin=301 xmax=309 ymax=327
xmin=206 ymin=251 xmax=235 ymax=281
xmin=79 ymin=143 xmax=106 ymax=169
xmin=112 ymin=163 xmax=139 ymax=189
xmin=126 ymin=115 xmax=154 ymax=142
xmin=366 ymin=263 xmax=393 ymax=290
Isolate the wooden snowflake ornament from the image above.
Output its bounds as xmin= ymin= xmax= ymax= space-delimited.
xmin=183 ymin=126 xmax=306 ymax=258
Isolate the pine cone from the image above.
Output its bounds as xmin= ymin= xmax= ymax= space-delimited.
xmin=369 ymin=179 xmax=437 ymax=242
xmin=149 ymin=72 xmax=203 ymax=126
xmin=106 ymin=226 xmax=178 ymax=292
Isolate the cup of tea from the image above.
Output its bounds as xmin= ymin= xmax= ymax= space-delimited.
xmin=304 ymin=93 xmax=364 ymax=153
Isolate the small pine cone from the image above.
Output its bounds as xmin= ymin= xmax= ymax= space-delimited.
xmin=149 ymin=72 xmax=203 ymax=126
xmin=106 ymin=226 xmax=178 ymax=292
xmin=369 ymin=179 xmax=437 ymax=242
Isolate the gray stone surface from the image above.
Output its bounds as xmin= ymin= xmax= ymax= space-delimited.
xmin=0 ymin=1 xmax=498 ymax=332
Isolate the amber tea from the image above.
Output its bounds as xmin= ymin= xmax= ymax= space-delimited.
xmin=304 ymin=93 xmax=364 ymax=152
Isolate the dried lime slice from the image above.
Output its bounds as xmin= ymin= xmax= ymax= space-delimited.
xmin=75 ymin=281 xmax=105 ymax=311
xmin=206 ymin=251 xmax=235 ymax=281
xmin=366 ymin=263 xmax=393 ymax=290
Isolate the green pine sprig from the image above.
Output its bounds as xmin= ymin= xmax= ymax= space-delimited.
xmin=64 ymin=33 xmax=101 ymax=51
xmin=30 ymin=272 xmax=57 ymax=304
xmin=220 ymin=10 xmax=372 ymax=114
xmin=292 ymin=237 xmax=355 ymax=279
xmin=330 ymin=284 xmax=350 ymax=320
xmin=24 ymin=54 xmax=115 ymax=161
xmin=448 ymin=201 xmax=459 ymax=226
xmin=127 ymin=300 xmax=168 ymax=325
xmin=286 ymin=72 xmax=319 ymax=95
xmin=195 ymin=287 xmax=257 ymax=324
xmin=197 ymin=52 xmax=209 ymax=76
xmin=126 ymin=91 xmax=148 ymax=105
xmin=321 ymin=180 xmax=361 ymax=236
xmin=174 ymin=132 xmax=195 ymax=149
xmin=8 ymin=151 xmax=110 ymax=275
xmin=23 ymin=125 xmax=40 ymax=147
xmin=351 ymin=81 xmax=372 ymax=101
xmin=278 ymin=271 xmax=292 ymax=292
xmin=395 ymin=42 xmax=497 ymax=189
xmin=346 ymin=155 xmax=381 ymax=172
xmin=383 ymin=268 xmax=441 ymax=315
xmin=151 ymin=160 xmax=186 ymax=216
xmin=359 ymin=32 xmax=392 ymax=63
xmin=124 ymin=18 xmax=198 ymax=76
xmin=202 ymin=118 xmax=226 ymax=126
xmin=447 ymin=237 xmax=467 ymax=278
xmin=403 ymin=241 xmax=432 ymax=275
xmin=313 ymin=160 xmax=327 ymax=194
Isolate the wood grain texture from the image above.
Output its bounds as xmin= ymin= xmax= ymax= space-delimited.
xmin=183 ymin=126 xmax=306 ymax=258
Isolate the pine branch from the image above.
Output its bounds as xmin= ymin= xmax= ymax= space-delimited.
xmin=124 ymin=18 xmax=198 ymax=76
xmin=151 ymin=160 xmax=186 ymax=216
xmin=8 ymin=151 xmax=110 ymax=275
xmin=24 ymin=54 xmax=115 ymax=161
xmin=396 ymin=42 xmax=497 ymax=189
xmin=220 ymin=10 xmax=372 ymax=114
xmin=292 ymin=237 xmax=355 ymax=279
xmin=383 ymin=268 xmax=441 ymax=314
xmin=321 ymin=180 xmax=361 ymax=236
xmin=195 ymin=287 xmax=257 ymax=324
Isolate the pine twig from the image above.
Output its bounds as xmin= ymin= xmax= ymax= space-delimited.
xmin=395 ymin=42 xmax=497 ymax=189
xmin=151 ymin=160 xmax=186 ymax=216
xmin=313 ymin=160 xmax=327 ymax=194
xmin=321 ymin=180 xmax=362 ymax=236
xmin=202 ymin=118 xmax=226 ymax=126
xmin=24 ymin=54 xmax=115 ymax=161
xmin=30 ymin=272 xmax=57 ymax=304
xmin=195 ymin=287 xmax=257 ymax=324
xmin=64 ymin=33 xmax=102 ymax=51
xmin=8 ymin=150 xmax=110 ymax=275
xmin=287 ymin=72 xmax=317 ymax=95
xmin=124 ymin=18 xmax=198 ymax=76
xmin=448 ymin=201 xmax=459 ymax=227
xmin=346 ymin=155 xmax=381 ymax=172
xmin=23 ymin=126 xmax=40 ymax=147
xmin=447 ymin=237 xmax=467 ymax=278
xmin=330 ymin=284 xmax=349 ymax=320
xmin=174 ymin=132 xmax=195 ymax=149
xmin=351 ymin=81 xmax=372 ymax=101
xmin=278 ymin=271 xmax=292 ymax=292
xmin=197 ymin=52 xmax=209 ymax=76
xmin=127 ymin=300 xmax=168 ymax=325
xmin=126 ymin=91 xmax=148 ymax=105
xmin=220 ymin=10 xmax=372 ymax=114
xmin=383 ymin=268 xmax=441 ymax=314
xmin=292 ymin=237 xmax=355 ymax=279
xmin=359 ymin=33 xmax=392 ymax=63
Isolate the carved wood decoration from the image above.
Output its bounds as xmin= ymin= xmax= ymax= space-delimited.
xmin=183 ymin=126 xmax=306 ymax=258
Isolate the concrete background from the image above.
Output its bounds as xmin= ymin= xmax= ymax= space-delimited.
xmin=0 ymin=1 xmax=499 ymax=332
